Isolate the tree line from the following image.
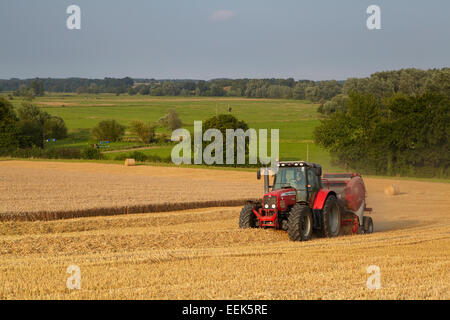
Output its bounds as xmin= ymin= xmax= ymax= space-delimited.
xmin=0 ymin=76 xmax=343 ymax=100
xmin=1 ymin=77 xmax=134 ymax=96
xmin=318 ymin=68 xmax=449 ymax=115
xmin=1 ymin=68 xmax=447 ymax=103
xmin=314 ymin=92 xmax=449 ymax=178
xmin=313 ymin=69 xmax=449 ymax=178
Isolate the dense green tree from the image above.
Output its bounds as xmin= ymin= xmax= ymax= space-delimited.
xmin=367 ymin=77 xmax=394 ymax=100
xmin=0 ymin=97 xmax=19 ymax=152
xmin=43 ymin=116 xmax=68 ymax=140
xmin=196 ymin=80 xmax=209 ymax=96
xmin=29 ymin=79 xmax=44 ymax=96
xmin=150 ymin=86 xmax=164 ymax=96
xmin=318 ymin=80 xmax=341 ymax=100
xmin=265 ymin=85 xmax=293 ymax=99
xmin=14 ymin=103 xmax=67 ymax=147
xmin=17 ymin=119 xmax=43 ymax=148
xmin=244 ymin=79 xmax=265 ymax=97
xmin=423 ymin=69 xmax=450 ymax=98
xmin=130 ymin=120 xmax=155 ymax=143
xmin=87 ymin=83 xmax=100 ymax=94
xmin=162 ymin=82 xmax=177 ymax=96
xmin=305 ymin=86 xmax=320 ymax=102
xmin=343 ymin=78 xmax=370 ymax=95
xmin=315 ymin=92 xmax=385 ymax=173
xmin=228 ymin=87 xmax=242 ymax=97
xmin=209 ymin=84 xmax=226 ymax=96
xmin=319 ymin=94 xmax=349 ymax=114
xmin=13 ymin=85 xmax=35 ymax=100
xmin=203 ymin=114 xmax=249 ymax=135
xmin=384 ymin=93 xmax=449 ymax=174
xmin=16 ymin=103 xmax=52 ymax=148
xmin=138 ymin=85 xmax=150 ymax=95
xmin=293 ymin=83 xmax=306 ymax=99
xmin=91 ymin=119 xmax=126 ymax=142
xmin=314 ymin=91 xmax=449 ymax=177
xmin=203 ymin=114 xmax=250 ymax=165
xmin=342 ymin=68 xmax=449 ymax=101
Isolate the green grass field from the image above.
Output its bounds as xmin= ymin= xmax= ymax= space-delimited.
xmin=7 ymin=93 xmax=342 ymax=171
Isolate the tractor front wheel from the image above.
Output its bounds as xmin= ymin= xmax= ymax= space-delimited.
xmin=239 ymin=203 xmax=257 ymax=229
xmin=288 ymin=204 xmax=313 ymax=241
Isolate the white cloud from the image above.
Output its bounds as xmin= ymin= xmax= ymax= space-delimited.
xmin=208 ymin=9 xmax=235 ymax=22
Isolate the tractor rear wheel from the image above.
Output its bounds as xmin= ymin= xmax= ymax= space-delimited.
xmin=363 ymin=216 xmax=374 ymax=234
xmin=288 ymin=204 xmax=313 ymax=241
xmin=320 ymin=195 xmax=341 ymax=237
xmin=239 ymin=203 xmax=257 ymax=229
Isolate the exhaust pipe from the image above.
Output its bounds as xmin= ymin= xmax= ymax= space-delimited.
xmin=257 ymin=167 xmax=270 ymax=193
xmin=263 ymin=167 xmax=269 ymax=194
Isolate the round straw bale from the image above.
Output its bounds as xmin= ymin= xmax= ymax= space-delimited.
xmin=124 ymin=158 xmax=136 ymax=166
xmin=384 ymin=184 xmax=400 ymax=196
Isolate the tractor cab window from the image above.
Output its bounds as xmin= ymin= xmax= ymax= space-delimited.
xmin=307 ymin=168 xmax=316 ymax=190
xmin=273 ymin=167 xmax=306 ymax=191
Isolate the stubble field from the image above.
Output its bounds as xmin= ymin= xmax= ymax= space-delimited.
xmin=0 ymin=161 xmax=449 ymax=299
xmin=0 ymin=161 xmax=261 ymax=220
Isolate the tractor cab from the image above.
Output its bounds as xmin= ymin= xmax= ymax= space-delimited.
xmin=258 ymin=161 xmax=322 ymax=204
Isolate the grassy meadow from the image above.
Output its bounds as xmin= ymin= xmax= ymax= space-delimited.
xmin=7 ymin=93 xmax=342 ymax=171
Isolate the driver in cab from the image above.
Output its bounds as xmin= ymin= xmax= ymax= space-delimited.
xmin=290 ymin=170 xmax=305 ymax=191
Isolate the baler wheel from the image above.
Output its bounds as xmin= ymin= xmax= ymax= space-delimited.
xmin=287 ymin=204 xmax=313 ymax=241
xmin=363 ymin=216 xmax=374 ymax=234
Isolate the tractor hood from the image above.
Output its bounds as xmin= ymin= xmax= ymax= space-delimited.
xmin=264 ymin=187 xmax=296 ymax=199
xmin=262 ymin=187 xmax=297 ymax=210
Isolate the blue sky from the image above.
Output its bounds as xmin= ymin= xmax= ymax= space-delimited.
xmin=0 ymin=0 xmax=449 ymax=80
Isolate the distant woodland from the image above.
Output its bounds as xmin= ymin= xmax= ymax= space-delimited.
xmin=1 ymin=68 xmax=448 ymax=103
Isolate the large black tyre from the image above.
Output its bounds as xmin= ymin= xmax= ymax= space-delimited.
xmin=239 ymin=203 xmax=257 ymax=229
xmin=320 ymin=195 xmax=341 ymax=237
xmin=287 ymin=204 xmax=313 ymax=241
xmin=363 ymin=216 xmax=374 ymax=234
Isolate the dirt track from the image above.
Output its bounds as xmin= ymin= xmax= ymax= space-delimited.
xmin=0 ymin=161 xmax=449 ymax=299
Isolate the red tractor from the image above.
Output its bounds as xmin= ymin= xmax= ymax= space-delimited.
xmin=239 ymin=161 xmax=373 ymax=241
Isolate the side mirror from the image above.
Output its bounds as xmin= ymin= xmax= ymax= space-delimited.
xmin=315 ymin=166 xmax=322 ymax=176
xmin=257 ymin=169 xmax=261 ymax=180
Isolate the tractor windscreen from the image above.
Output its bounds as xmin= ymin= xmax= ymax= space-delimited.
xmin=273 ymin=167 xmax=306 ymax=191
